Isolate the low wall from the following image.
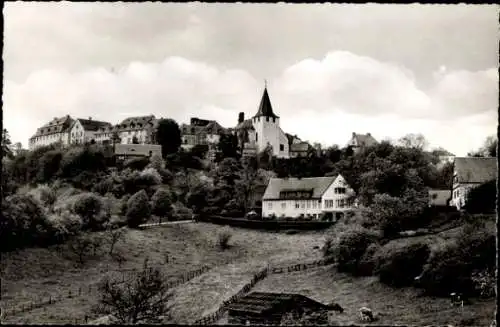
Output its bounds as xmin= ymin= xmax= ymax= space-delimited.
xmin=197 ymin=215 xmax=335 ymax=230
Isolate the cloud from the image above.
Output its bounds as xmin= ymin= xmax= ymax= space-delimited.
xmin=3 ymin=51 xmax=497 ymax=156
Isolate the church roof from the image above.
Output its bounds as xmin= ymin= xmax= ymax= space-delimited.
xmin=254 ymin=87 xmax=279 ymax=119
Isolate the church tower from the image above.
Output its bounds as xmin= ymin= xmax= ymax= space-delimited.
xmin=252 ymin=82 xmax=287 ymax=157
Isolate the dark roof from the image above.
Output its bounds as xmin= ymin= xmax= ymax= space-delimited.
xmin=352 ymin=133 xmax=378 ymax=148
xmin=226 ymin=292 xmax=330 ymax=316
xmin=263 ymin=176 xmax=336 ymax=200
xmin=31 ymin=115 xmax=74 ymax=138
xmin=76 ymin=119 xmax=112 ymax=132
xmin=454 ymin=157 xmax=497 ymax=184
xmin=115 ymin=115 xmax=156 ymax=131
xmin=290 ymin=142 xmax=310 ymax=153
xmin=254 ymin=87 xmax=279 ymax=119
xmin=428 ymin=189 xmax=451 ymax=206
xmin=182 ymin=119 xmax=226 ymax=135
xmin=235 ymin=119 xmax=255 ymax=130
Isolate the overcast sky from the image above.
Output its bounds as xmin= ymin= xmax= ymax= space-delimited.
xmin=3 ymin=2 xmax=498 ymax=155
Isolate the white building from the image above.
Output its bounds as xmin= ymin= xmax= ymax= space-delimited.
xmin=69 ymin=118 xmax=113 ymax=145
xmin=28 ymin=115 xmax=74 ymax=150
xmin=261 ymin=175 xmax=356 ymax=220
xmin=180 ymin=117 xmax=226 ymax=151
xmin=114 ymin=115 xmax=157 ymax=145
xmin=235 ymin=85 xmax=290 ymax=158
xmin=450 ymin=157 xmax=497 ymax=210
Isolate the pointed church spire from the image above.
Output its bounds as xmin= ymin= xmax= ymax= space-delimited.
xmin=254 ymin=81 xmax=279 ymax=119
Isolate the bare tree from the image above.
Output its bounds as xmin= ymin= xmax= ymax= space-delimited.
xmin=68 ymin=235 xmax=94 ymax=265
xmin=397 ymin=133 xmax=428 ymax=150
xmin=94 ymin=258 xmax=173 ymax=324
xmin=105 ymin=226 xmax=126 ymax=255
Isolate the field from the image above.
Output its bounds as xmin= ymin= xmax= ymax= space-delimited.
xmin=1 ymin=219 xmax=496 ymax=325
xmin=249 ymin=266 xmax=496 ymax=326
xmin=0 ymin=223 xmax=326 ymax=324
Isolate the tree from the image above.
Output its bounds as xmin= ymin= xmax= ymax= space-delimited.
xmin=95 ymin=258 xmax=173 ymax=324
xmin=151 ymin=188 xmax=174 ymax=220
xmin=155 ymin=119 xmax=181 ymax=157
xmin=126 ymin=190 xmax=151 ymax=228
xmin=397 ymin=133 xmax=428 ymax=150
xmin=468 ymin=135 xmax=497 ymax=158
xmin=72 ymin=193 xmax=105 ymax=230
xmin=104 ymin=226 xmax=126 ymax=255
xmin=235 ymin=156 xmax=263 ymax=213
xmin=217 ymin=132 xmax=239 ymax=161
xmin=2 ymin=129 xmax=14 ymax=159
xmin=186 ymin=182 xmax=212 ymax=214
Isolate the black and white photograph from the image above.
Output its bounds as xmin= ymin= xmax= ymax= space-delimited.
xmin=1 ymin=2 xmax=498 ymax=326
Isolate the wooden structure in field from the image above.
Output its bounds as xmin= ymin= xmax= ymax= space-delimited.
xmin=225 ymin=292 xmax=339 ymax=325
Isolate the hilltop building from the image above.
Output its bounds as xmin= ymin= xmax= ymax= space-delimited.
xmin=180 ymin=117 xmax=227 ymax=151
xmin=114 ymin=115 xmax=158 ymax=145
xmin=262 ymin=175 xmax=356 ymax=220
xmin=235 ymin=85 xmax=290 ymax=158
xmin=451 ymin=157 xmax=497 ymax=210
xmin=69 ymin=117 xmax=113 ymax=145
xmin=28 ymin=115 xmax=74 ymax=150
xmin=347 ymin=132 xmax=378 ymax=153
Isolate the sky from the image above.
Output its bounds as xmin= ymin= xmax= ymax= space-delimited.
xmin=3 ymin=2 xmax=498 ymax=155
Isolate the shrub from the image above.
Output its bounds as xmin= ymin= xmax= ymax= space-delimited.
xmin=374 ymin=242 xmax=431 ymax=287
xmin=471 ymin=269 xmax=496 ymax=298
xmin=126 ymin=190 xmax=151 ymax=228
xmin=320 ymin=212 xmax=333 ymax=221
xmin=151 ymin=188 xmax=174 ymax=218
xmin=217 ymin=226 xmax=232 ymax=250
xmin=465 ymin=180 xmax=496 ymax=214
xmin=46 ymin=210 xmax=83 ymax=240
xmin=1 ymin=194 xmax=53 ymax=251
xmin=322 ymin=237 xmax=335 ymax=258
xmin=336 ymin=228 xmax=379 ymax=274
xmin=123 ymin=157 xmax=150 ymax=171
xmin=357 ymin=243 xmax=381 ymax=276
xmin=28 ymin=184 xmax=57 ymax=211
xmin=59 ymin=146 xmax=107 ymax=178
xmin=72 ymin=192 xmax=107 ymax=231
xmin=36 ymin=150 xmax=63 ymax=183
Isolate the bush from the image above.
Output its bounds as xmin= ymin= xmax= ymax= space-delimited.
xmin=357 ymin=243 xmax=381 ymax=276
xmin=322 ymin=237 xmax=335 ymax=258
xmin=374 ymin=242 xmax=430 ymax=287
xmin=465 ymin=180 xmax=496 ymax=214
xmin=1 ymin=194 xmax=54 ymax=251
xmin=336 ymin=228 xmax=379 ymax=274
xmin=123 ymin=157 xmax=150 ymax=171
xmin=72 ymin=192 xmax=107 ymax=231
xmin=217 ymin=226 xmax=232 ymax=250
xmin=126 ymin=190 xmax=151 ymax=228
xmin=46 ymin=210 xmax=83 ymax=242
xmin=151 ymin=188 xmax=174 ymax=219
xmin=419 ymin=222 xmax=495 ymax=297
xmin=28 ymin=184 xmax=57 ymax=211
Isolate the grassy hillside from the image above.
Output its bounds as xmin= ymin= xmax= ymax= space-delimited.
xmin=251 ymin=265 xmax=495 ymax=326
xmin=1 ymin=223 xmax=326 ymax=324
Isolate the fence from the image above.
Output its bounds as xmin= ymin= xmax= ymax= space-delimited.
xmin=192 ymin=257 xmax=336 ymax=325
xmin=197 ymin=215 xmax=335 ymax=231
xmin=193 ymin=266 xmax=270 ymax=325
xmin=1 ymin=264 xmax=212 ymax=320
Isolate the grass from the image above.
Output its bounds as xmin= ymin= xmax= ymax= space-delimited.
xmin=251 ymin=266 xmax=496 ymax=326
xmin=1 ymin=223 xmax=326 ymax=324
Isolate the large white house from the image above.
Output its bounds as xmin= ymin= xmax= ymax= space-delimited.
xmin=450 ymin=157 xmax=497 ymax=210
xmin=28 ymin=115 xmax=74 ymax=150
xmin=235 ymin=85 xmax=290 ymax=158
xmin=114 ymin=115 xmax=158 ymax=145
xmin=261 ymin=175 xmax=356 ymax=219
xmin=69 ymin=118 xmax=113 ymax=145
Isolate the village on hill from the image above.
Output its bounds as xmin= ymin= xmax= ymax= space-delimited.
xmin=1 ymin=2 xmax=497 ymax=327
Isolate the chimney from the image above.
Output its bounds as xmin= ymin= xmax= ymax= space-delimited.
xmin=238 ymin=112 xmax=245 ymax=124
xmin=352 ymin=132 xmax=356 ymax=136
xmin=88 ymin=117 xmax=92 ymax=121
xmin=367 ymin=132 xmax=371 ymax=136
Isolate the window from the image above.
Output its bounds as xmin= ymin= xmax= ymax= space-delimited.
xmin=268 ymin=202 xmax=272 ymax=209
xmin=301 ymin=201 xmax=305 ymax=209
xmin=307 ymin=201 xmax=311 ymax=208
xmin=280 ymin=144 xmax=284 ymax=151
xmin=266 ymin=117 xmax=269 ymax=122
xmin=256 ymin=132 xmax=258 ymax=142
xmin=273 ymin=118 xmax=276 ymax=123
xmin=335 ymin=188 xmax=346 ymax=194
xmin=313 ymin=202 xmax=317 ymax=209
xmin=281 ymin=202 xmax=286 ymax=209
xmin=295 ymin=202 xmax=300 ymax=209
